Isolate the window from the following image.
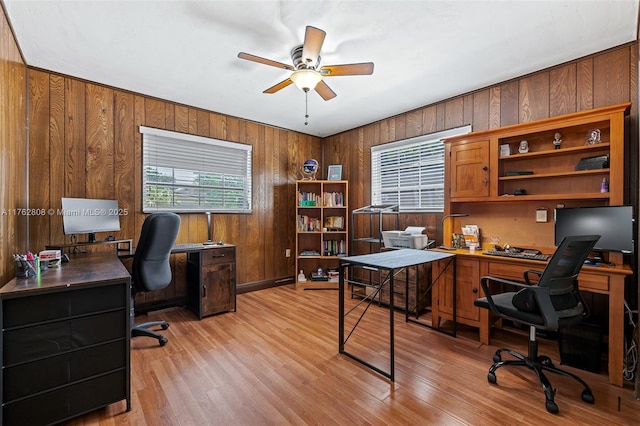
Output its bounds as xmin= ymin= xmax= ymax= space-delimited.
xmin=140 ymin=126 xmax=252 ymax=213
xmin=371 ymin=125 xmax=471 ymax=212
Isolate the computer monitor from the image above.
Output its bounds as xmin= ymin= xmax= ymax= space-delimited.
xmin=61 ymin=197 xmax=121 ymax=242
xmin=554 ymin=205 xmax=634 ymax=254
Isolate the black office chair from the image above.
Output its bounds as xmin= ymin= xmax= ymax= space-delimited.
xmin=131 ymin=212 xmax=181 ymax=346
xmin=474 ymin=235 xmax=600 ymax=414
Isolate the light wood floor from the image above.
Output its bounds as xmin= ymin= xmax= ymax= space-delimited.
xmin=68 ymin=285 xmax=640 ymax=425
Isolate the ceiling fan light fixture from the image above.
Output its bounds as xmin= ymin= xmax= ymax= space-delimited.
xmin=290 ymin=69 xmax=322 ymax=91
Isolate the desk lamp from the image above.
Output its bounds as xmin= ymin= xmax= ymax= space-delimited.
xmin=203 ymin=212 xmax=214 ymax=245
xmin=439 ymin=213 xmax=469 ymax=250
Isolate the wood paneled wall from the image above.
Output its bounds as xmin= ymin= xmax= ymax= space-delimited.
xmin=324 ymin=44 xmax=638 ymax=250
xmin=26 ymin=70 xmax=322 ymax=296
xmin=0 ymin=5 xmax=27 ymax=285
xmin=4 ymin=1 xmax=638 ymax=298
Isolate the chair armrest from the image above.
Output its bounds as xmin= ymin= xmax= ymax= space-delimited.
xmin=479 ymin=276 xmax=530 ymax=314
xmin=523 ymin=269 xmax=542 ymax=285
xmin=480 ymin=275 xmax=559 ymax=330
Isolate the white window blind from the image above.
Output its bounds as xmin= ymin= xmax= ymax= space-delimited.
xmin=371 ymin=125 xmax=471 ymax=212
xmin=140 ymin=126 xmax=252 ymax=213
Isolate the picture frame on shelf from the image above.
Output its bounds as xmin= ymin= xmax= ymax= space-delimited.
xmin=327 ymin=165 xmax=342 ymax=180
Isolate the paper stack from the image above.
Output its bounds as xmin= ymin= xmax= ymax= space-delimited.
xmin=462 ymin=225 xmax=480 ymax=248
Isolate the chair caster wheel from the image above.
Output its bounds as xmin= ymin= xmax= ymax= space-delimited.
xmin=581 ymin=390 xmax=595 ymax=404
xmin=492 ymin=353 xmax=502 ymax=363
xmin=545 ymin=400 xmax=559 ymax=414
xmin=487 ymin=372 xmax=497 ymax=384
xmin=159 ymin=337 xmax=168 ymax=346
xmin=161 ymin=323 xmax=169 ymax=330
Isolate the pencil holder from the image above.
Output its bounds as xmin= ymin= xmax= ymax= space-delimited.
xmin=15 ymin=260 xmax=28 ymax=278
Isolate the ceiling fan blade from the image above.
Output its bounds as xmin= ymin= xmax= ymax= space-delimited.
xmin=238 ymin=52 xmax=294 ymax=70
xmin=264 ymin=78 xmax=293 ymax=94
xmin=301 ymin=26 xmax=326 ymax=65
xmin=320 ymin=62 xmax=374 ymax=76
xmin=315 ymin=80 xmax=337 ymax=101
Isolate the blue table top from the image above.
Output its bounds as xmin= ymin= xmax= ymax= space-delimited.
xmin=339 ymin=249 xmax=454 ymax=269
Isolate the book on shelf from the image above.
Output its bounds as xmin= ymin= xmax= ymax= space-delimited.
xmin=297 ymin=191 xmax=320 ymax=206
xmin=323 ymin=240 xmax=346 ymax=256
xmin=297 ymin=215 xmax=321 ymax=232
xmin=324 ymin=216 xmax=344 ymax=230
xmin=310 ymin=272 xmax=329 ymax=281
xmin=322 ymin=191 xmax=344 ymax=207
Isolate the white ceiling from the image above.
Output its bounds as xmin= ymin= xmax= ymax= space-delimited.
xmin=4 ymin=1 xmax=639 ymax=138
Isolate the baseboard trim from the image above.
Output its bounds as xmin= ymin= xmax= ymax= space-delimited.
xmin=237 ymin=276 xmax=295 ymax=294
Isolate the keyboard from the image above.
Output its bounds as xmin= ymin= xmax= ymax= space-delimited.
xmin=482 ymin=250 xmax=550 ymax=261
xmin=172 ymin=243 xmax=206 ymax=251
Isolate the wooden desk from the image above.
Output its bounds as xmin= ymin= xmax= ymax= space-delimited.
xmin=120 ymin=243 xmax=237 ymax=318
xmin=338 ymin=249 xmax=455 ymax=381
xmin=0 ymin=254 xmax=131 ymax=425
xmin=432 ymin=248 xmax=632 ymax=387
xmin=47 ymin=238 xmax=133 ymax=255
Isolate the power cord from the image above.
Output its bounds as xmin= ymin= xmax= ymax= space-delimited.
xmin=623 ymin=300 xmax=637 ymax=382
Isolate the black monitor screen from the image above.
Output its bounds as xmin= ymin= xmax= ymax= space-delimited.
xmin=554 ymin=206 xmax=634 ymax=253
xmin=61 ymin=198 xmax=121 ymax=238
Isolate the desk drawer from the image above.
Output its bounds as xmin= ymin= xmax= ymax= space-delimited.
xmin=487 ymin=263 xmax=537 ymax=281
xmin=3 ymin=340 xmax=126 ymax=401
xmin=2 ymin=283 xmax=127 ymax=328
xmin=486 ymin=262 xmax=610 ymax=293
xmin=200 ymin=247 xmax=235 ymax=266
xmin=4 ymin=311 xmax=126 ymax=364
xmin=577 ymin=272 xmax=609 ymax=293
xmin=3 ymin=369 xmax=127 ymax=426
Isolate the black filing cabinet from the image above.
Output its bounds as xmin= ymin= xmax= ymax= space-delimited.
xmin=187 ymin=245 xmax=236 ymax=319
xmin=0 ymin=260 xmax=131 ymax=425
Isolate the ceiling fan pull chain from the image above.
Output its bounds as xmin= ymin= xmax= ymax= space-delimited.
xmin=304 ymin=89 xmax=309 ymax=125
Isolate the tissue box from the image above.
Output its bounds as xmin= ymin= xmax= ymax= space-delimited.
xmin=39 ymin=250 xmax=61 ymax=267
xmin=382 ymin=227 xmax=429 ymax=249
xmin=39 ymin=250 xmax=61 ymax=261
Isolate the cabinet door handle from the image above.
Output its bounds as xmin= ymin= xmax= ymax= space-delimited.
xmin=472 ymin=288 xmax=478 ymax=294
xmin=202 ymin=284 xmax=207 ymax=298
xmin=211 ymin=254 xmax=226 ymax=258
xmin=482 ymin=166 xmax=488 ymax=171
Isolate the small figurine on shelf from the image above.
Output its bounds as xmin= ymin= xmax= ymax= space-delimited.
xmin=518 ymin=140 xmax=529 ymax=154
xmin=553 ymin=132 xmax=562 ymax=149
xmin=586 ymin=129 xmax=601 ymax=145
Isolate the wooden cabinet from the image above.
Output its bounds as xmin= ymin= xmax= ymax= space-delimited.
xmin=295 ymin=180 xmax=348 ymax=290
xmin=433 ymin=257 xmax=483 ymax=329
xmin=187 ymin=245 xmax=236 ymax=318
xmin=379 ymin=262 xmax=432 ymax=314
xmin=0 ymin=255 xmax=131 ymax=425
xmin=444 ymin=102 xmax=629 ymax=204
xmin=447 ymin=140 xmax=490 ymax=199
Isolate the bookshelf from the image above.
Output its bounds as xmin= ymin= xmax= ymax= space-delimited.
xmin=295 ymin=180 xmax=348 ymax=290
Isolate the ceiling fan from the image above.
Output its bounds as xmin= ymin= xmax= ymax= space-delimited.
xmin=238 ymin=25 xmax=374 ymax=101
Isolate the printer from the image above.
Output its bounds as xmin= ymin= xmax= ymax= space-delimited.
xmin=382 ymin=226 xmax=430 ymax=249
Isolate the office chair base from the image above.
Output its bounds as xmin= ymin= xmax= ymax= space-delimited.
xmin=488 ymin=347 xmax=594 ymax=414
xmin=132 ymin=321 xmax=170 ymax=346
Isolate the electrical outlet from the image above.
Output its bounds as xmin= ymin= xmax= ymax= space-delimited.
xmin=285 ymin=249 xmax=290 ymax=257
